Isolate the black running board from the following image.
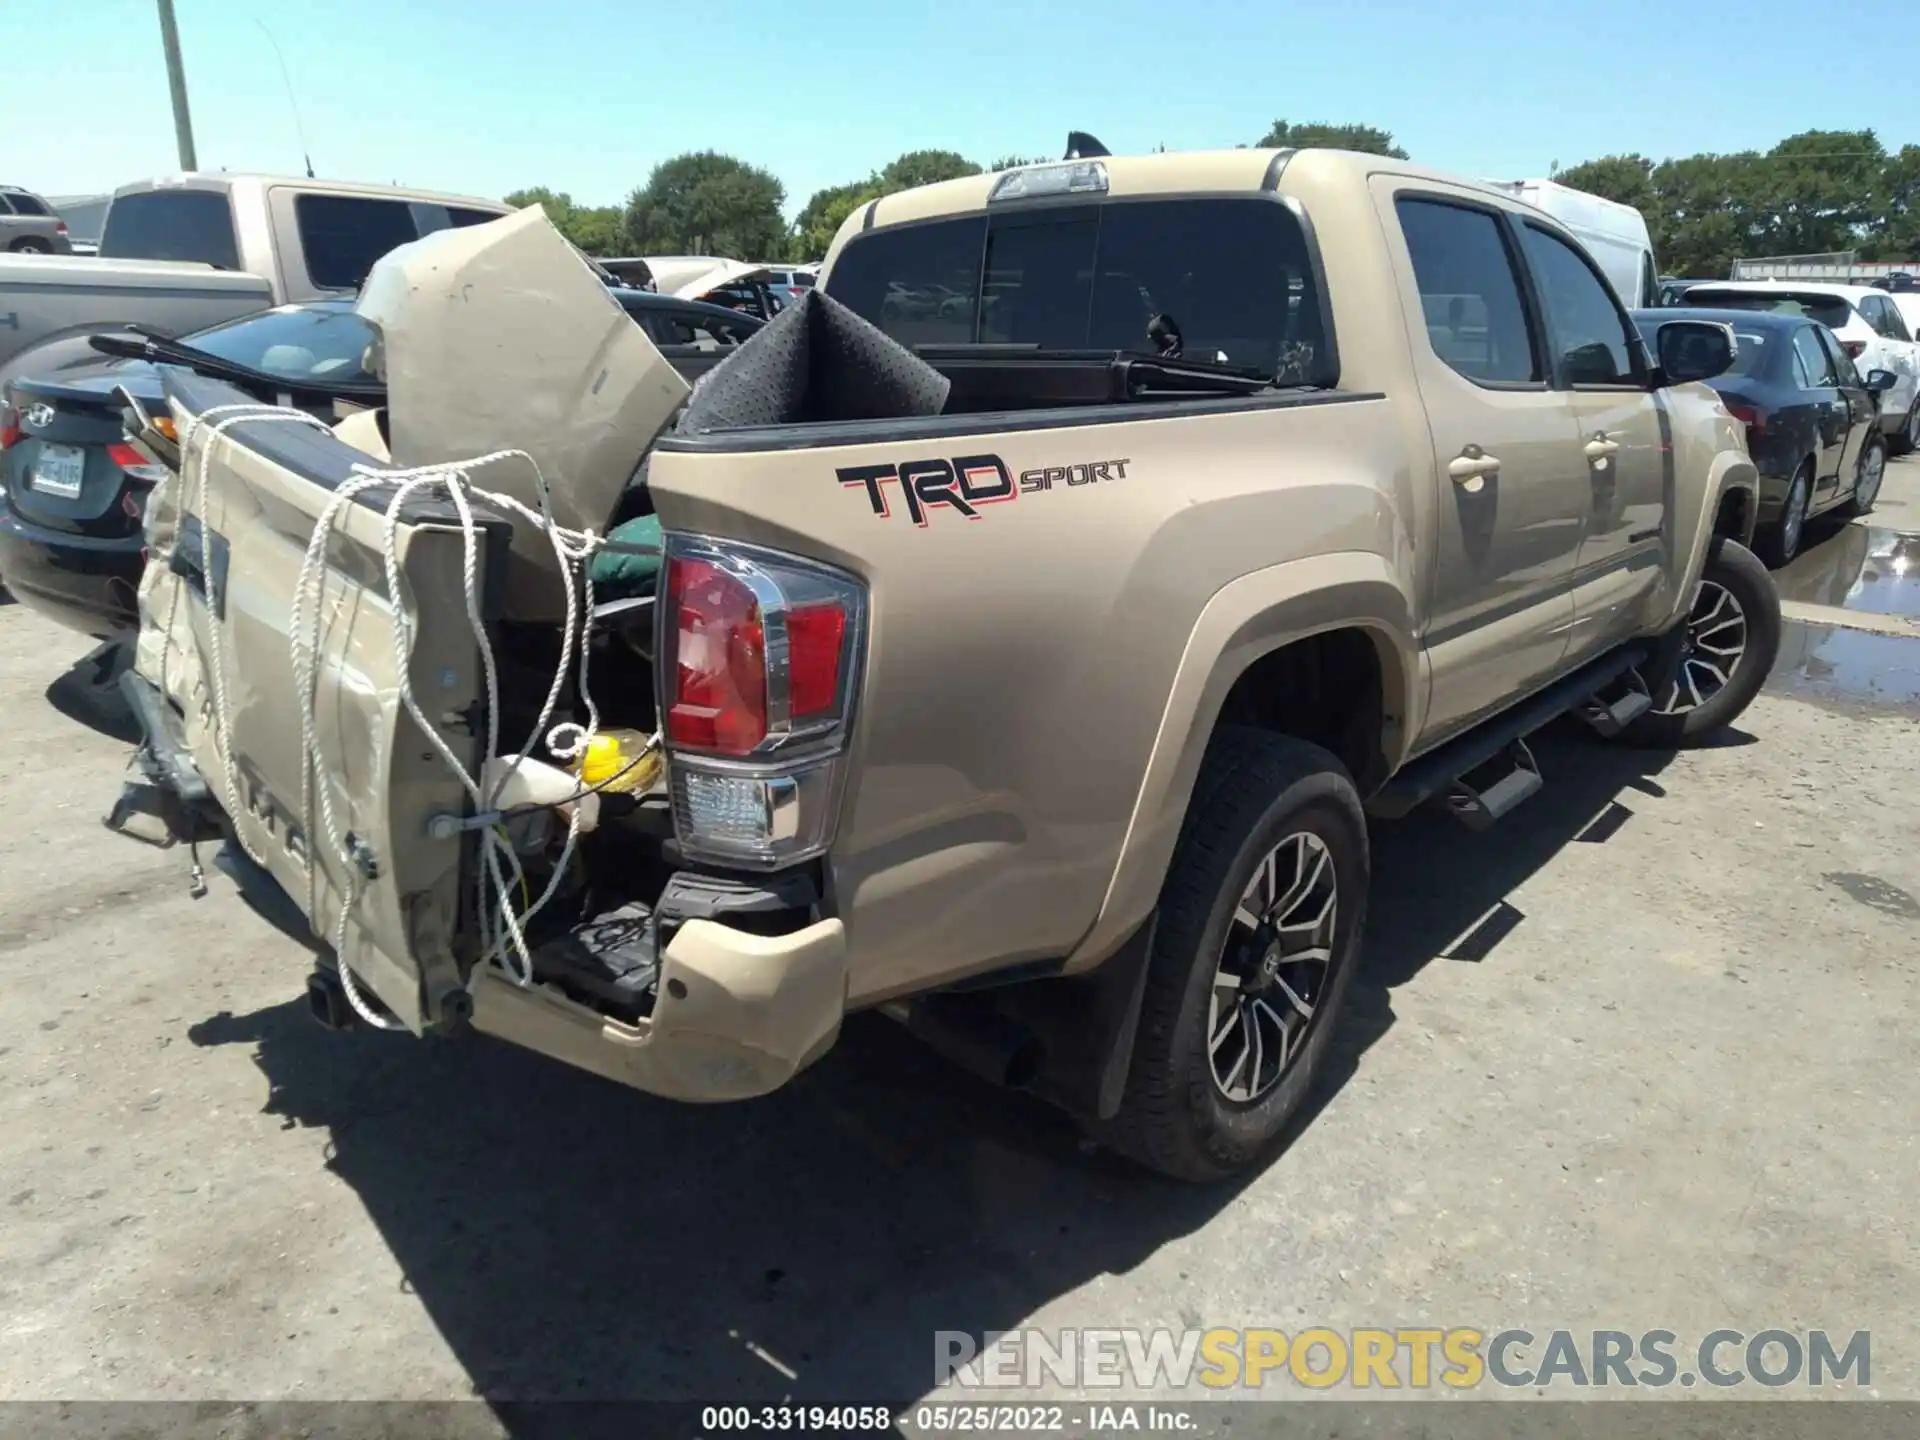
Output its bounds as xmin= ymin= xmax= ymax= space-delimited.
xmin=1368 ymin=643 xmax=1652 ymax=821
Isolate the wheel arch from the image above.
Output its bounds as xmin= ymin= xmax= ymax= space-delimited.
xmin=1063 ymin=551 xmax=1417 ymax=972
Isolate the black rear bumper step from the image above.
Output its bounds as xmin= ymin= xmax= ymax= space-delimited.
xmin=1369 ymin=642 xmax=1652 ymax=820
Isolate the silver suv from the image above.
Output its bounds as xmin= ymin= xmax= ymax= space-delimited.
xmin=0 ymin=186 xmax=72 ymax=254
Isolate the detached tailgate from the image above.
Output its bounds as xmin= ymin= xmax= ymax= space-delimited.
xmin=139 ymin=370 xmax=507 ymax=1029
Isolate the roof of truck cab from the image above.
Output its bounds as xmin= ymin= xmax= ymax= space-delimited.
xmin=843 ymin=148 xmax=1529 ymax=241
xmin=110 ymin=172 xmax=509 ymax=212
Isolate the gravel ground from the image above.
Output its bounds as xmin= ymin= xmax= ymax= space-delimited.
xmin=1 ymin=498 xmax=1916 ymax=1426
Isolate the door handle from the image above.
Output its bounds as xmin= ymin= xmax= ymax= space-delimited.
xmin=1584 ymin=435 xmax=1620 ymax=461
xmin=1448 ymin=448 xmax=1500 ymax=493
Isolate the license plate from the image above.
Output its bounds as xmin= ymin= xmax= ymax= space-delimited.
xmin=29 ymin=442 xmax=85 ymax=499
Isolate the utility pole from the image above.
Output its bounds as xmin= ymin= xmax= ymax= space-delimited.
xmin=155 ymin=0 xmax=198 ymax=171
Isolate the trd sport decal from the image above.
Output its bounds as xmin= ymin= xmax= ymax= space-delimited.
xmin=837 ymin=453 xmax=1131 ymax=526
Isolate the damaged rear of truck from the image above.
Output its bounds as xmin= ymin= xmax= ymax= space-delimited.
xmin=115 ymin=150 xmax=1766 ymax=1181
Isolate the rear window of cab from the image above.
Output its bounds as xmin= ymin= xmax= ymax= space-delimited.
xmin=825 ymin=197 xmax=1334 ymax=387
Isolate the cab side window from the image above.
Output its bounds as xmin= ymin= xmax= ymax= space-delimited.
xmin=1518 ymin=223 xmax=1642 ymax=387
xmin=1396 ymin=197 xmax=1541 ymax=385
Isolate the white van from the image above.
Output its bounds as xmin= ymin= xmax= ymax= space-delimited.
xmin=1489 ymin=178 xmax=1659 ymax=310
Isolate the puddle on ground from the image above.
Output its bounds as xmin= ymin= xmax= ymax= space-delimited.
xmin=1774 ymin=524 xmax=1920 ymax=618
xmin=1767 ymin=618 xmax=1920 ymax=712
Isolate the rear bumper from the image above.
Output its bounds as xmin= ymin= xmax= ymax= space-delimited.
xmin=0 ymin=501 xmax=142 ymax=637
xmin=469 ymin=916 xmax=849 ymax=1102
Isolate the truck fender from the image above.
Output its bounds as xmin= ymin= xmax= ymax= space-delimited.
xmin=1652 ymin=440 xmax=1760 ymax=636
xmin=1064 ymin=550 xmax=1418 ymax=972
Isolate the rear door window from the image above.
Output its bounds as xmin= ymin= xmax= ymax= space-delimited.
xmin=1518 ymin=222 xmax=1642 ymax=386
xmin=1792 ymin=326 xmax=1835 ymax=388
xmin=99 ymin=189 xmax=241 ymax=269
xmin=1396 ymin=197 xmax=1540 ymax=385
xmin=7 ymin=192 xmax=49 ymax=217
xmin=294 ymin=194 xmax=423 ymax=289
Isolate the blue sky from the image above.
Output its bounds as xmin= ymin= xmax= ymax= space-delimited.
xmin=16 ymin=0 xmax=1918 ymax=217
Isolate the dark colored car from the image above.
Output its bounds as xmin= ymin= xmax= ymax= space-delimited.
xmin=1633 ymin=307 xmax=1895 ymax=566
xmin=1657 ymin=276 xmax=1718 ymax=307
xmin=0 ymin=290 xmax=761 ymax=637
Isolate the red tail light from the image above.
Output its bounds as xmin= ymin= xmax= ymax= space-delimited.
xmin=786 ymin=603 xmax=848 ymax=718
xmin=1843 ymin=340 xmax=1867 ymax=360
xmin=1723 ymin=400 xmax=1766 ymax=434
xmin=107 ymin=440 xmax=167 ymax=483
xmin=56 ymin=220 xmax=68 ymax=235
xmin=0 ymin=405 xmax=18 ymax=451
xmin=659 ymin=537 xmax=865 ymax=868
xmin=665 ymin=556 xmax=770 ymax=755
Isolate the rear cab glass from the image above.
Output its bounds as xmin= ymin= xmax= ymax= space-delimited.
xmin=825 ymin=196 xmax=1335 ymax=385
xmin=99 ymin=189 xmax=241 ymax=269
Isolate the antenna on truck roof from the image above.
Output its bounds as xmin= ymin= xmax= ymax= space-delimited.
xmin=1064 ymin=131 xmax=1111 ymax=160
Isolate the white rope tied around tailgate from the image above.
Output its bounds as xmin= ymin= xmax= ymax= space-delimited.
xmin=172 ymin=403 xmax=338 ymax=870
xmin=297 ymin=452 xmax=613 ymax=1032
xmin=174 ymin=404 xmax=630 ymax=1031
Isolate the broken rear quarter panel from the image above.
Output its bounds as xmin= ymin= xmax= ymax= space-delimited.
xmin=646 ymin=394 xmax=1414 ymax=1006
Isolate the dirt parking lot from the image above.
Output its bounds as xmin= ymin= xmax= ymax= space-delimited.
xmin=3 ymin=465 xmax=1918 ymax=1427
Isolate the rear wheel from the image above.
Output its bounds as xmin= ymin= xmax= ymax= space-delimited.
xmin=1889 ymin=401 xmax=1920 ymax=458
xmin=1844 ymin=434 xmax=1887 ymax=518
xmin=1755 ymin=461 xmax=1811 ymax=568
xmin=1613 ymin=538 xmax=1781 ymax=749
xmin=8 ymin=237 xmax=50 ymax=254
xmin=1103 ymin=730 xmax=1367 ymax=1182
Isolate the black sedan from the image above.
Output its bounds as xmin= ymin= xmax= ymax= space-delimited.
xmin=0 ymin=289 xmax=761 ymax=638
xmin=1633 ymin=307 xmax=1895 ymax=566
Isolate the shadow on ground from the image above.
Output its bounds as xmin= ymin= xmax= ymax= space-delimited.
xmin=186 ymin=725 xmax=1681 ymax=1416
xmin=43 ymin=637 xmax=139 ymax=744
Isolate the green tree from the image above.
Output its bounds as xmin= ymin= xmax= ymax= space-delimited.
xmin=987 ymin=154 xmax=1048 ymax=171
xmin=789 ymin=150 xmax=987 ymax=260
xmin=623 ymin=152 xmax=788 ymax=259
xmin=792 ymin=179 xmax=879 ymax=261
xmin=1870 ymin=144 xmax=1920 ymax=259
xmin=1553 ymin=155 xmax=1657 ymax=216
xmin=1257 ymin=120 xmax=1407 ymax=159
xmin=876 ymin=149 xmax=982 ymax=190
xmin=503 ymin=186 xmax=627 ymax=256
xmin=1749 ymin=129 xmax=1884 ymax=256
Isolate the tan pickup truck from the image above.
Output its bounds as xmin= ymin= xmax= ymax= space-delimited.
xmin=112 ymin=148 xmax=1774 ymax=1181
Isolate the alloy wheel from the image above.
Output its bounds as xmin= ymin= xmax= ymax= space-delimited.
xmin=1208 ymin=831 xmax=1339 ymax=1104
xmin=1652 ymin=579 xmax=1749 ymax=715
xmin=1781 ymin=471 xmax=1808 ymax=560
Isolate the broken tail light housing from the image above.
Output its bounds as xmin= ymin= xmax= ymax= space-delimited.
xmin=1722 ymin=399 xmax=1765 ymax=434
xmin=108 ymin=440 xmax=168 ymax=484
xmin=658 ymin=535 xmax=866 ymax=869
xmin=1842 ymin=339 xmax=1867 ymax=361
xmin=0 ymin=405 xmax=18 ymax=450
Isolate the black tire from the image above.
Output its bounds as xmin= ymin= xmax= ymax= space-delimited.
xmin=1754 ymin=460 xmax=1811 ymax=568
xmin=1889 ymin=402 xmax=1920 ymax=459
xmin=1101 ymin=730 xmax=1368 ymax=1182
xmin=8 ymin=237 xmax=51 ymax=254
xmin=1843 ymin=433 xmax=1888 ymax=518
xmin=1613 ymin=537 xmax=1781 ymax=749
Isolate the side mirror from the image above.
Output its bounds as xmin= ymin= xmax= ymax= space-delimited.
xmin=1654 ymin=319 xmax=1736 ymax=385
xmin=1865 ymin=368 xmax=1898 ymax=394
